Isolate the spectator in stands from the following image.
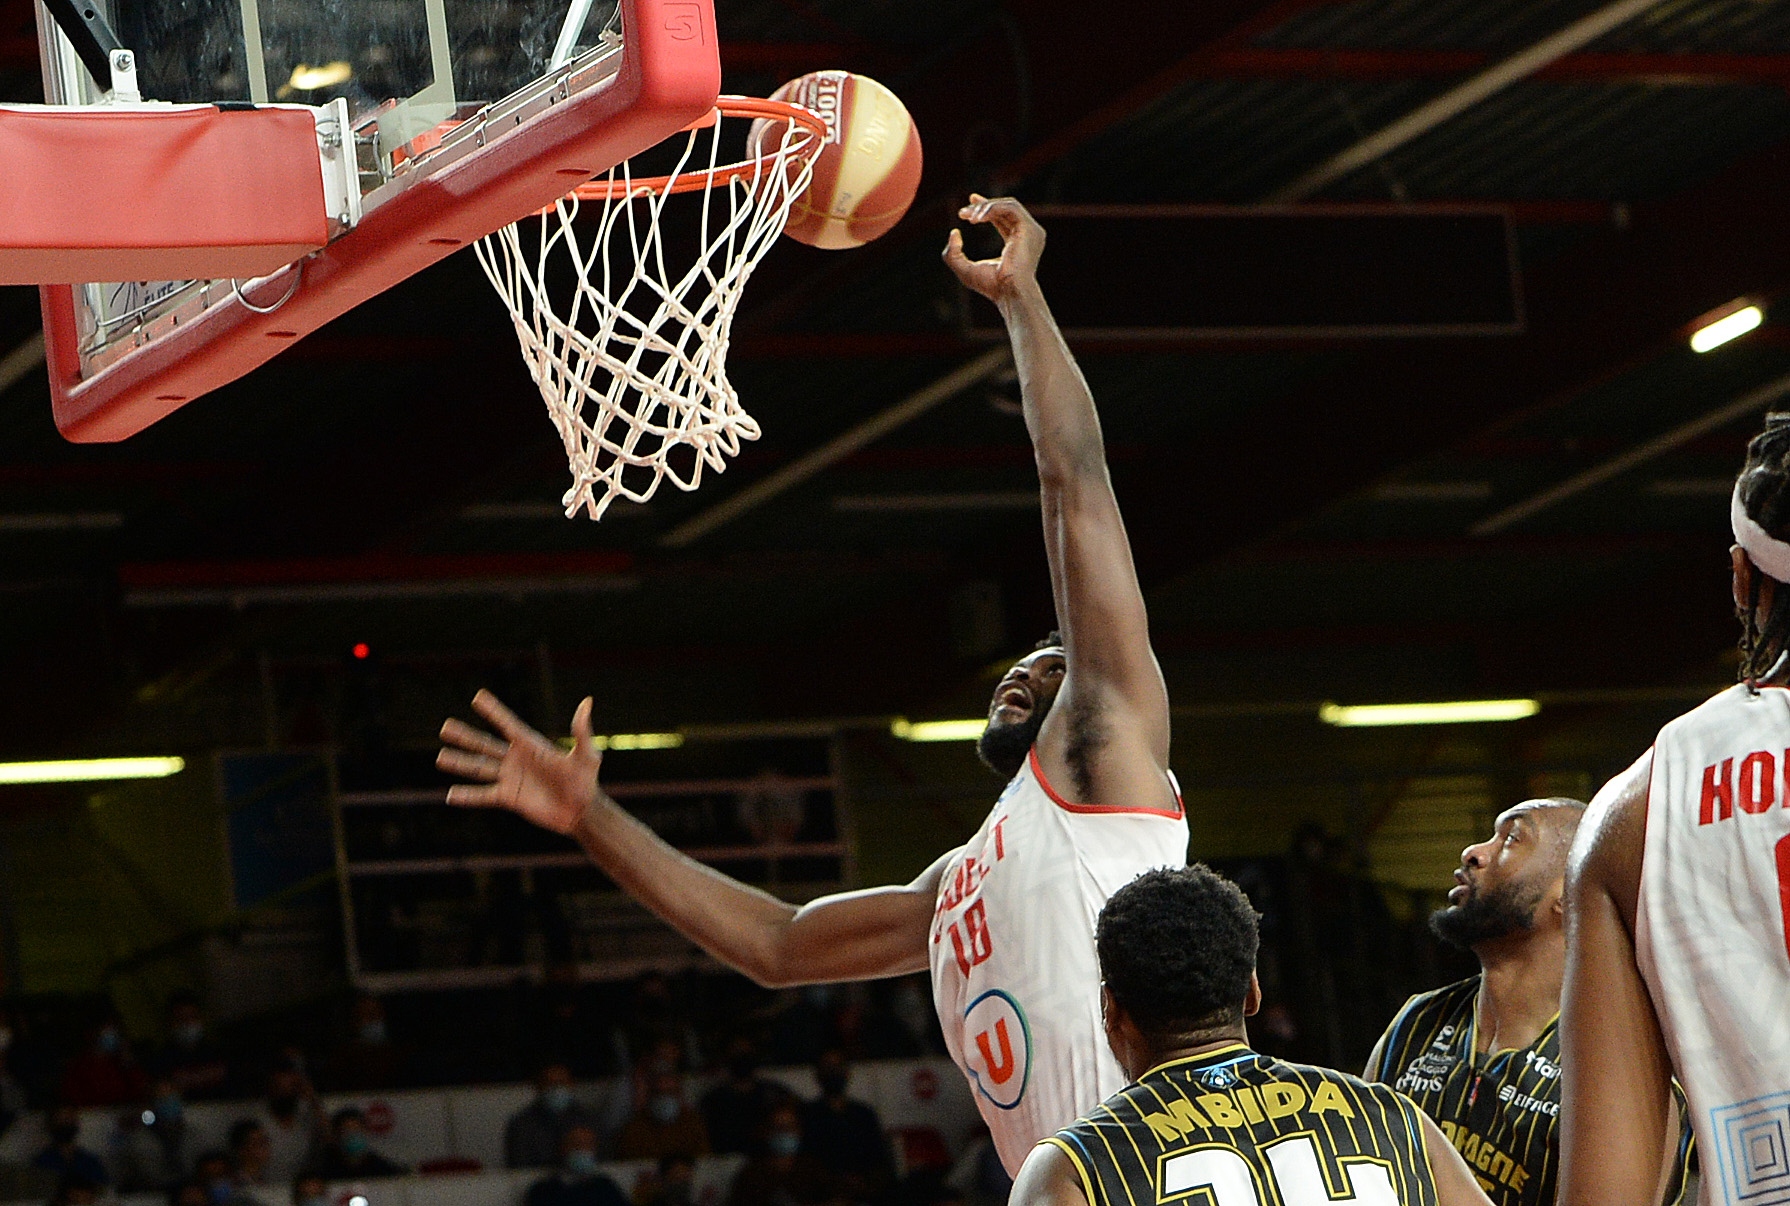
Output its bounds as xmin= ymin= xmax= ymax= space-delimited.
xmin=152 ymin=993 xmax=233 ymax=1101
xmin=261 ymin=1059 xmax=324 ymax=1182
xmin=48 ymin=1174 xmax=100 ymax=1206
xmin=943 ymin=1127 xmax=1009 ymax=1206
xmin=322 ymin=994 xmax=405 ymax=1092
xmin=33 ymin=1106 xmax=108 ymax=1188
xmin=230 ymin=1120 xmax=274 ymax=1189
xmin=0 ymin=1022 xmax=29 ymax=1136
xmin=291 ymin=1175 xmax=328 ymax=1206
xmin=170 ymin=1182 xmax=210 ymax=1206
xmin=701 ymin=1039 xmax=788 ymax=1157
xmin=798 ymin=1051 xmax=892 ymax=1204
xmin=111 ymin=1077 xmax=192 ymax=1191
xmin=524 ymin=1124 xmax=628 ymax=1206
xmin=306 ymin=1108 xmax=407 ymax=1180
xmin=636 ymin=1153 xmax=697 ymax=1206
xmin=1 ymin=1008 xmax=58 ymax=1109
xmin=59 ymin=1015 xmax=148 ymax=1108
xmin=618 ymin=973 xmax=701 ymax=1074
xmin=531 ymin=963 xmax=612 ymax=1079
xmin=193 ymin=1150 xmax=250 ymax=1205
xmin=615 ymin=1069 xmax=708 ymax=1161
xmin=507 ymin=1060 xmax=606 ymax=1169
xmin=728 ymin=1104 xmax=830 ymax=1206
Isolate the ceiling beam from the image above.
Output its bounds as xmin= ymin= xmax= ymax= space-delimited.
xmin=659 ymin=348 xmax=1013 ymax=549
xmin=1195 ymin=47 xmax=1790 ymax=86
xmin=1118 ymin=132 xmax=1790 ymax=592
xmin=1264 ymin=0 xmax=1674 ymax=202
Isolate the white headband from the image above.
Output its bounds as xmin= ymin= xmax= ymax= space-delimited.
xmin=1733 ymin=483 xmax=1790 ymax=584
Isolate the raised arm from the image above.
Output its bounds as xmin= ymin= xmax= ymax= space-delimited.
xmin=438 ymin=691 xmax=947 ymax=987
xmin=944 ymin=198 xmax=1171 ymax=786
xmin=1558 ymin=751 xmax=1678 ymax=1206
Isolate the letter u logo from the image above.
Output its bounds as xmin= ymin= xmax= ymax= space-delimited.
xmin=977 ymin=1019 xmax=1015 ymax=1085
xmin=962 ymin=990 xmax=1030 ymax=1109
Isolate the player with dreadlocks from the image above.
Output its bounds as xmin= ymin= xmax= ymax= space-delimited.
xmin=435 ymin=196 xmax=1187 ymax=1176
xmin=1559 ymin=412 xmax=1790 ymax=1206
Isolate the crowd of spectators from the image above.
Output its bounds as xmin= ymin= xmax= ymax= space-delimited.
xmin=0 ymin=971 xmax=989 ymax=1206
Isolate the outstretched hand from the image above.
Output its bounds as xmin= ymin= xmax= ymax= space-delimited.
xmin=437 ymin=690 xmax=601 ymax=835
xmin=943 ymin=194 xmax=1046 ymax=304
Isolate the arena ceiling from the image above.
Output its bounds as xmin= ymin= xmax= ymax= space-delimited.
xmin=1 ymin=0 xmax=1788 ymax=807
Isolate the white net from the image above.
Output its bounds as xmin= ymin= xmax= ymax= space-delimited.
xmin=475 ymin=107 xmax=822 ymax=520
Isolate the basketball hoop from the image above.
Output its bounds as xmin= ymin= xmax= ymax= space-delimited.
xmin=475 ymin=96 xmax=827 ymax=520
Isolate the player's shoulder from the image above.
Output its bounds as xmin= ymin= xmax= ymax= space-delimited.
xmin=1387 ymin=975 xmax=1479 ymax=1032
xmin=1657 ymin=682 xmax=1765 ymax=745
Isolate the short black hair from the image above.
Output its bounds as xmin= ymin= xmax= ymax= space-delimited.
xmin=1096 ymin=866 xmax=1259 ymax=1041
xmin=1035 ymin=631 xmax=1063 ymax=651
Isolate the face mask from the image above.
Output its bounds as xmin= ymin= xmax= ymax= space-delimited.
xmin=358 ymin=1020 xmax=387 ymax=1046
xmin=340 ymin=1132 xmax=370 ymax=1158
xmin=768 ymin=1132 xmax=800 ymax=1158
xmin=153 ymin=1095 xmax=184 ymax=1124
xmin=649 ymin=1094 xmax=680 ymax=1125
xmin=542 ymin=1086 xmax=573 ymax=1113
xmin=49 ymin=1123 xmax=78 ymax=1145
xmin=96 ymin=1027 xmax=121 ymax=1054
xmin=174 ymin=1021 xmax=204 ymax=1049
xmin=565 ymin=1151 xmax=599 ymax=1177
xmin=817 ymin=1072 xmax=847 ymax=1098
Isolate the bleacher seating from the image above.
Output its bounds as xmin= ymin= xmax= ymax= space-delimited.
xmin=0 ymin=1058 xmax=979 ymax=1204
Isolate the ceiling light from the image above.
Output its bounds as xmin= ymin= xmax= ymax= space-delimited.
xmin=1691 ymin=305 xmax=1762 ymax=353
xmin=0 ymin=757 xmax=186 ymax=785
xmin=1318 ymin=699 xmax=1539 ymax=727
xmin=561 ymin=733 xmax=684 ymax=751
xmin=891 ymin=718 xmax=986 ymax=742
xmin=287 ymin=61 xmax=353 ymax=91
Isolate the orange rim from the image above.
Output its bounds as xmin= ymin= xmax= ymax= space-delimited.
xmin=568 ymin=96 xmax=828 ymax=201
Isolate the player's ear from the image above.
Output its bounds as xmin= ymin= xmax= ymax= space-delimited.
xmin=1243 ymin=973 xmax=1262 ymax=1018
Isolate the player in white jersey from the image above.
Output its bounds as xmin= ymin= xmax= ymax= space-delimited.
xmin=435 ymin=195 xmax=1187 ymax=1174
xmin=1559 ymin=413 xmax=1790 ymax=1206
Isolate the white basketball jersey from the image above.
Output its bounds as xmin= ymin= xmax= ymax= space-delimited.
xmin=1639 ymin=684 xmax=1790 ymax=1206
xmin=929 ymin=748 xmax=1187 ymax=1174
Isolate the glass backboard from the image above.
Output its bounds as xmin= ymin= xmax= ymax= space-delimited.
xmin=30 ymin=0 xmax=717 ymax=443
xmin=40 ymin=0 xmax=618 ymax=153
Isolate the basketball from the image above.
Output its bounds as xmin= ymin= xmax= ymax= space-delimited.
xmin=754 ymin=71 xmax=924 ymax=250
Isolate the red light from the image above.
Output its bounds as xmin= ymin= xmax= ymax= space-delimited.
xmin=351 ymin=643 xmax=370 ymax=660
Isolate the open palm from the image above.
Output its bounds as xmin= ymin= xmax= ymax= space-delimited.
xmin=437 ymin=690 xmax=601 ymax=835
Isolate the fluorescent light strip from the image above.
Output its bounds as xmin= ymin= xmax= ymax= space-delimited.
xmin=1691 ymin=305 xmax=1762 ymax=353
xmin=890 ymin=718 xmax=986 ymax=742
xmin=0 ymin=757 xmax=186 ymax=785
xmin=1319 ymin=700 xmax=1539 ymax=727
xmin=558 ymin=733 xmax=684 ymax=752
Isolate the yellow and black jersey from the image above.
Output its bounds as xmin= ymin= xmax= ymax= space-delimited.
xmin=1365 ymin=975 xmax=1690 ymax=1206
xmin=1045 ymin=1043 xmax=1439 ymax=1206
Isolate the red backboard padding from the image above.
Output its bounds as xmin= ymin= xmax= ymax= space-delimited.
xmin=0 ymin=104 xmax=328 ymax=284
xmin=40 ymin=0 xmax=722 ymax=443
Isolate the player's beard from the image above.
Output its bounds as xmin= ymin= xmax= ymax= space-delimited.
xmin=977 ymin=696 xmax=1054 ymax=779
xmin=1429 ymin=878 xmax=1543 ymax=949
